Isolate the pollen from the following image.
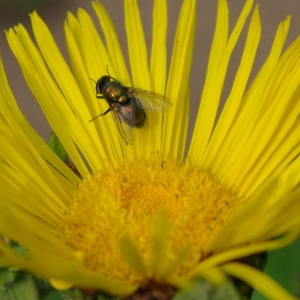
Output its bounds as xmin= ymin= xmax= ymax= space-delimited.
xmin=58 ymin=157 xmax=245 ymax=284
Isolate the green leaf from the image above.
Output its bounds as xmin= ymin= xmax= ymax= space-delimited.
xmin=32 ymin=276 xmax=55 ymax=298
xmin=59 ymin=289 xmax=85 ymax=300
xmin=43 ymin=290 xmax=64 ymax=300
xmin=9 ymin=240 xmax=27 ymax=257
xmin=0 ymin=267 xmax=18 ymax=288
xmin=0 ymin=269 xmax=39 ymax=300
xmin=173 ymin=279 xmax=242 ymax=300
xmin=97 ymin=293 xmax=120 ymax=300
xmin=58 ymin=287 xmax=121 ymax=300
xmin=48 ymin=132 xmax=68 ymax=161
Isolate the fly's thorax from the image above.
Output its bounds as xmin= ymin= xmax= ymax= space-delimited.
xmin=105 ymin=83 xmax=128 ymax=103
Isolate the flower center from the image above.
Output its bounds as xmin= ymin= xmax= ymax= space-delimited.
xmin=58 ymin=157 xmax=245 ymax=284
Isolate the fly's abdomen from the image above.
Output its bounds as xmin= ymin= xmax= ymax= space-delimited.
xmin=119 ymin=98 xmax=146 ymax=127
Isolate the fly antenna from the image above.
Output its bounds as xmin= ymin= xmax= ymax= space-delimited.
xmin=90 ymin=78 xmax=97 ymax=84
xmin=106 ymin=65 xmax=111 ymax=76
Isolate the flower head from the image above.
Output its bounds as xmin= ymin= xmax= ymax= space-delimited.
xmin=0 ymin=0 xmax=300 ymax=299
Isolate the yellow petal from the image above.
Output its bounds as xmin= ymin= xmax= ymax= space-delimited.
xmin=222 ymin=262 xmax=297 ymax=300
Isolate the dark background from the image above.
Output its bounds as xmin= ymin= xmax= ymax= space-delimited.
xmin=0 ymin=1 xmax=299 ymax=299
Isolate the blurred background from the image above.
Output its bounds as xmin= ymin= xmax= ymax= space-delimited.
xmin=0 ymin=0 xmax=299 ymax=299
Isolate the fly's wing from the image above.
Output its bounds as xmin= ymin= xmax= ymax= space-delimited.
xmin=126 ymin=88 xmax=172 ymax=111
xmin=110 ymin=103 xmax=134 ymax=145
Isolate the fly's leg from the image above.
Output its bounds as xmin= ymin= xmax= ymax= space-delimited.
xmin=89 ymin=108 xmax=111 ymax=122
xmin=100 ymin=108 xmax=111 ymax=116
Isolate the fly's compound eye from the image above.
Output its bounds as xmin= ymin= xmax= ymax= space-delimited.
xmin=96 ymin=76 xmax=111 ymax=93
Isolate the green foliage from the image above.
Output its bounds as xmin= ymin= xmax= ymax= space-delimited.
xmin=0 ymin=268 xmax=39 ymax=300
xmin=173 ymin=278 xmax=241 ymax=300
xmin=48 ymin=132 xmax=68 ymax=161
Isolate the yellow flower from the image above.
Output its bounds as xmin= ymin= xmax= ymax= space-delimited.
xmin=0 ymin=0 xmax=300 ymax=299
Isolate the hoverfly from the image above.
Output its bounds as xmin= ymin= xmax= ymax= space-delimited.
xmin=90 ymin=75 xmax=172 ymax=144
